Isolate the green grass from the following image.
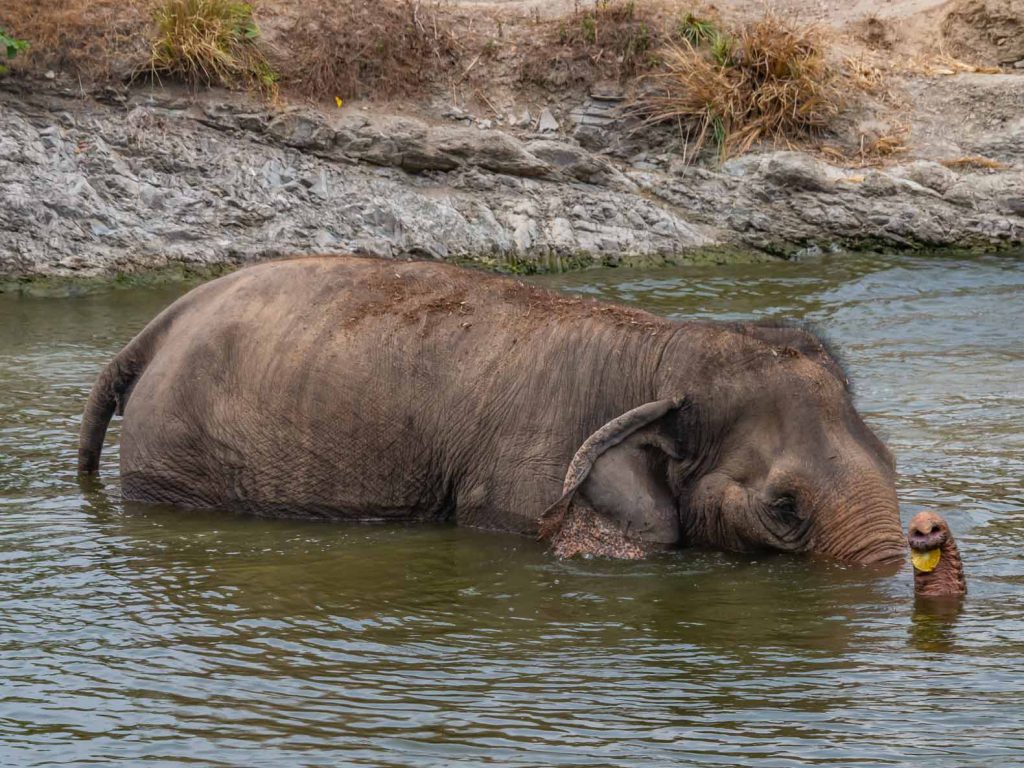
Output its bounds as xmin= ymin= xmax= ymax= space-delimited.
xmin=0 ymin=28 xmax=28 ymax=74
xmin=678 ymin=13 xmax=716 ymax=45
xmin=708 ymin=31 xmax=733 ymax=66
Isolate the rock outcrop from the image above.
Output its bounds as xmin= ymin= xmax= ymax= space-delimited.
xmin=1 ymin=87 xmax=714 ymax=281
xmin=1 ymin=81 xmax=1021 ymax=283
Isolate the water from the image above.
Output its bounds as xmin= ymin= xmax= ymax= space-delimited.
xmin=1 ymin=252 xmax=1022 ymax=766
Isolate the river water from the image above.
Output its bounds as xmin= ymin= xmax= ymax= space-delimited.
xmin=1 ymin=252 xmax=1022 ymax=766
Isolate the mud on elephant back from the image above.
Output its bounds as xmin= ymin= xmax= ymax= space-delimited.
xmin=78 ymin=254 xmax=906 ymax=564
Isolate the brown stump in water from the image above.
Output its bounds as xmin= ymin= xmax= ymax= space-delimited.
xmin=908 ymin=511 xmax=966 ymax=598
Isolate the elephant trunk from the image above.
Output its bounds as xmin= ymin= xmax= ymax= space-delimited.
xmin=812 ymin=484 xmax=905 ymax=564
xmin=909 ymin=511 xmax=966 ymax=598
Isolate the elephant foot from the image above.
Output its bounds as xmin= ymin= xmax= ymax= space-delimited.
xmin=548 ymin=501 xmax=647 ymax=560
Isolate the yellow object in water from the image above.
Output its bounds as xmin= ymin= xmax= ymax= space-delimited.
xmin=911 ymin=548 xmax=941 ymax=572
xmin=335 ymin=96 xmax=344 ymax=109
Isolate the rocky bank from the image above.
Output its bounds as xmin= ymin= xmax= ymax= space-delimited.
xmin=1 ymin=73 xmax=1022 ymax=286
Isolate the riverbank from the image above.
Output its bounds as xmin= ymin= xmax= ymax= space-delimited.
xmin=1 ymin=0 xmax=1022 ymax=289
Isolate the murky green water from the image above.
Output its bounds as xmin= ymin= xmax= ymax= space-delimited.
xmin=1 ymin=252 xmax=1022 ymax=766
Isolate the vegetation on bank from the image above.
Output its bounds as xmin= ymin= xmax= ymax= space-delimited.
xmin=274 ymin=1 xmax=457 ymax=100
xmin=0 ymin=28 xmax=28 ymax=74
xmin=0 ymin=1 xmax=884 ymax=161
xmin=148 ymin=0 xmax=276 ymax=92
xmin=0 ymin=246 xmax=787 ymax=296
xmin=0 ymin=0 xmax=457 ymax=97
xmin=521 ymin=0 xmax=662 ymax=86
xmin=640 ymin=13 xmax=844 ymax=159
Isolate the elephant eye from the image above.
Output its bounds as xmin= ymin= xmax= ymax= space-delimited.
xmin=770 ymin=494 xmax=801 ymax=521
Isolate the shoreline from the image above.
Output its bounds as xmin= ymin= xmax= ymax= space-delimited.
xmin=3 ymin=242 xmax=1019 ymax=299
xmin=2 ymin=77 xmax=1020 ymax=292
xmin=1 ymin=0 xmax=1022 ymax=288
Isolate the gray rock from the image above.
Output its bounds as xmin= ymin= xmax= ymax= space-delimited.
xmin=537 ymin=108 xmax=559 ymax=133
xmin=898 ymin=161 xmax=959 ymax=195
xmin=629 ymin=147 xmax=1023 ymax=253
xmin=510 ymin=215 xmax=536 ymax=252
xmin=0 ymin=89 xmax=710 ymax=282
xmin=313 ymin=229 xmax=339 ymax=247
xmin=590 ymin=82 xmax=625 ymax=101
xmin=1 ymin=86 xmax=1021 ymax=285
xmin=524 ymin=139 xmax=632 ymax=189
xmin=310 ymin=172 xmax=330 ymax=199
xmin=760 ymin=153 xmax=831 ymax=192
xmin=433 ymin=127 xmax=550 ymax=177
xmin=399 ymin=145 xmax=461 ymax=173
xmin=236 ymin=113 xmax=267 ymax=132
xmin=441 ymin=105 xmax=468 ymax=120
xmin=508 ymin=107 xmax=531 ymax=127
xmin=1005 ymin=197 xmax=1024 ymax=215
xmin=330 ymin=114 xmax=551 ymax=178
xmin=861 ymin=171 xmax=901 ymax=197
xmin=266 ymin=112 xmax=335 ymax=150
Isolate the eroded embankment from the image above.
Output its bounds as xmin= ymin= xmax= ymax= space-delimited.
xmin=0 ymin=76 xmax=1022 ymax=288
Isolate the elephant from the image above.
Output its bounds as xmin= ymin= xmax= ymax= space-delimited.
xmin=78 ymin=255 xmax=905 ymax=563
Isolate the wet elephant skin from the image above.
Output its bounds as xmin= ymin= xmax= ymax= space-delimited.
xmin=79 ymin=255 xmax=904 ymax=562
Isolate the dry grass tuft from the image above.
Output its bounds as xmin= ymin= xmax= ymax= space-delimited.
xmin=860 ymin=124 xmax=909 ymax=159
xmin=148 ymin=0 xmax=276 ymax=92
xmin=844 ymin=55 xmax=890 ymax=96
xmin=0 ymin=0 xmax=153 ymax=80
xmin=641 ymin=12 xmax=845 ymax=160
xmin=941 ymin=155 xmax=1009 ymax=170
xmin=819 ymin=121 xmax=909 ymax=167
xmin=271 ymin=0 xmax=458 ymax=100
xmin=909 ymin=52 xmax=1002 ymax=75
xmin=521 ymin=0 xmax=662 ymax=89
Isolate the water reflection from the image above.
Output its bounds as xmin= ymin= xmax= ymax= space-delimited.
xmin=71 ymin=493 xmax=895 ymax=657
xmin=909 ymin=597 xmax=965 ymax=652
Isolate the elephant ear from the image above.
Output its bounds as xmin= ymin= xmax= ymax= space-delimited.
xmin=538 ymin=397 xmax=687 ymax=543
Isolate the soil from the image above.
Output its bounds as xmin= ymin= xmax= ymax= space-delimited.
xmin=305 ymin=0 xmax=1024 ymax=177
xmin=456 ymin=0 xmax=1017 ymax=65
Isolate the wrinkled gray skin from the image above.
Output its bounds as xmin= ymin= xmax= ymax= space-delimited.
xmin=79 ymin=256 xmax=905 ymax=563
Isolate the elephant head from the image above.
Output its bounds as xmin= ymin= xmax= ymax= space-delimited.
xmin=540 ymin=322 xmax=905 ymax=564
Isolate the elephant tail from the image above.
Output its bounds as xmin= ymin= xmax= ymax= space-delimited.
xmin=77 ymin=271 xmax=237 ymax=475
xmin=77 ymin=341 xmax=150 ymax=475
